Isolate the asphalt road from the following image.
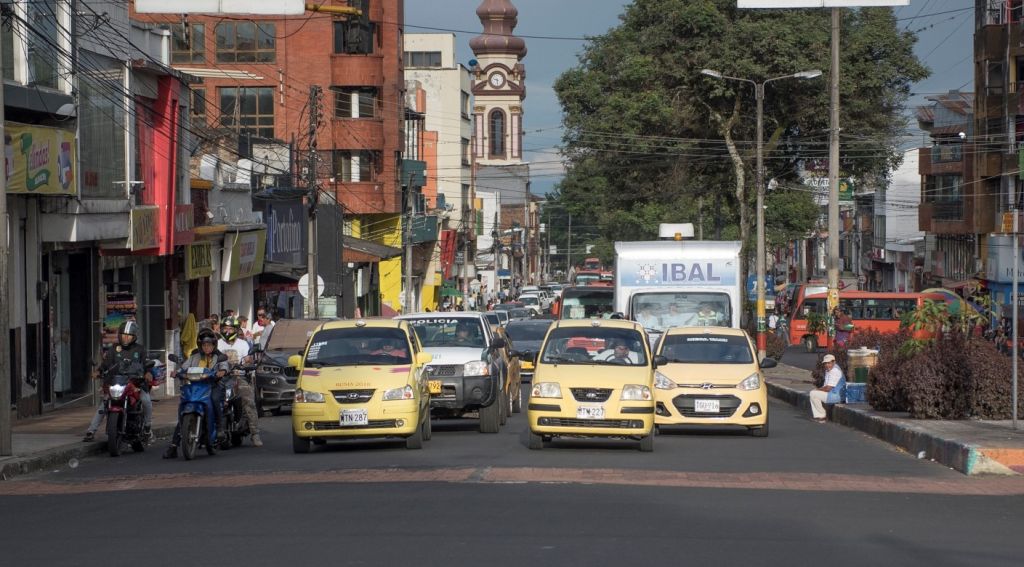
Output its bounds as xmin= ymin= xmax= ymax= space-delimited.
xmin=2 ymin=395 xmax=1022 ymax=566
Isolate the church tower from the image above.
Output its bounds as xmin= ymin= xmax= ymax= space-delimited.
xmin=469 ymin=0 xmax=527 ymax=165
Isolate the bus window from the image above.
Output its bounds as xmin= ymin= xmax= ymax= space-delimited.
xmin=796 ymin=298 xmax=824 ymax=319
xmin=863 ymin=299 xmax=894 ymax=320
xmin=892 ymin=299 xmax=917 ymax=319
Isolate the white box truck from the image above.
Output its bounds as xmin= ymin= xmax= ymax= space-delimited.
xmin=614 ymin=233 xmax=742 ymax=338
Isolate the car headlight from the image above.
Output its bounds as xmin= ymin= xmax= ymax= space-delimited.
xmin=620 ymin=384 xmax=652 ymax=401
xmin=464 ymin=360 xmax=489 ymax=377
xmin=294 ymin=388 xmax=325 ymax=403
xmin=258 ymin=364 xmax=281 ymax=375
xmin=383 ymin=385 xmax=415 ymax=401
xmin=738 ymin=373 xmax=761 ymax=391
xmin=654 ymin=371 xmax=677 ymax=390
xmin=531 ymin=382 xmax=562 ymax=399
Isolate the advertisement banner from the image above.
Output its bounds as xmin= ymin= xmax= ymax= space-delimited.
xmin=222 ymin=230 xmax=267 ymax=282
xmin=617 ymin=259 xmax=738 ymax=287
xmin=129 ymin=206 xmax=160 ymax=251
xmin=186 ymin=242 xmax=214 ymax=280
xmin=265 ymin=201 xmax=306 ymax=265
xmin=5 ymin=122 xmax=77 ymax=195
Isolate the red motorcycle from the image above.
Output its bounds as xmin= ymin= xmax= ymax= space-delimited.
xmin=101 ymin=359 xmax=153 ymax=457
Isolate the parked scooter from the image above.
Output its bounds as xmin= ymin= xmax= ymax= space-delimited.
xmin=167 ymin=354 xmax=218 ymax=460
xmin=101 ymin=357 xmax=153 ymax=457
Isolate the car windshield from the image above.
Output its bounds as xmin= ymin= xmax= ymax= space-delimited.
xmin=561 ymin=289 xmax=614 ymax=320
xmin=659 ymin=334 xmax=753 ymax=364
xmin=505 ymin=322 xmax=551 ymax=342
xmin=407 ymin=317 xmax=487 ymax=349
xmin=304 ymin=328 xmax=412 ymax=367
xmin=540 ymin=327 xmax=648 ymax=366
xmin=520 ymin=296 xmax=539 ymax=305
xmin=630 ymin=292 xmax=731 ymax=332
xmin=484 ymin=313 xmax=500 ymax=325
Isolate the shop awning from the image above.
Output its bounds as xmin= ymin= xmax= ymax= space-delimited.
xmin=343 ymin=235 xmax=403 ymax=262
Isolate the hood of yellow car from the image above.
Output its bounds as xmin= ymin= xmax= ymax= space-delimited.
xmin=535 ymin=363 xmax=652 ymax=387
xmin=657 ymin=363 xmax=757 ymax=386
xmin=299 ymin=364 xmax=415 ymax=390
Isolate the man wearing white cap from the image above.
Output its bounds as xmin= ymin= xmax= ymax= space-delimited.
xmin=810 ymin=354 xmax=844 ymax=422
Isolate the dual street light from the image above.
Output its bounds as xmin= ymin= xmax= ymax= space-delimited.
xmin=701 ymin=68 xmax=822 ymax=360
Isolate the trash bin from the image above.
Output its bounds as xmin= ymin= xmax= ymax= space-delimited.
xmin=847 ymin=347 xmax=878 ymax=384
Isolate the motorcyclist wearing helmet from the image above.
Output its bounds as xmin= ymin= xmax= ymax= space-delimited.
xmin=215 ymin=315 xmax=262 ymax=447
xmin=164 ymin=329 xmax=229 ymax=459
xmin=84 ymin=320 xmax=153 ymax=442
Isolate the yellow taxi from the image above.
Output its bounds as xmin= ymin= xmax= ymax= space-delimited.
xmin=290 ymin=319 xmax=433 ymax=452
xmin=652 ymin=327 xmax=775 ymax=437
xmin=527 ymin=319 xmax=656 ymax=451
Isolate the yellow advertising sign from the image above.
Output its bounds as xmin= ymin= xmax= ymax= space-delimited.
xmin=222 ymin=230 xmax=267 ymax=282
xmin=5 ymin=122 xmax=77 ymax=195
xmin=129 ymin=206 xmax=160 ymax=251
xmin=186 ymin=242 xmax=213 ymax=280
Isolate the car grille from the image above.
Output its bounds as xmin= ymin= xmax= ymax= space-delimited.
xmin=537 ymin=417 xmax=645 ymax=429
xmin=431 ymin=385 xmax=458 ymax=400
xmin=672 ymin=395 xmax=741 ymax=418
xmin=676 ymin=382 xmax=733 ymax=390
xmin=311 ymin=420 xmax=398 ymax=431
xmin=427 ymin=365 xmax=461 ymax=377
xmin=570 ymin=388 xmax=613 ymax=403
xmin=331 ymin=389 xmax=375 ymax=404
xmin=283 ymin=367 xmax=300 ymax=378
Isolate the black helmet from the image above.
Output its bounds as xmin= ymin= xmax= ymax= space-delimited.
xmin=197 ymin=329 xmax=218 ymax=347
xmin=118 ymin=320 xmax=138 ymax=346
xmin=220 ymin=316 xmax=239 ymax=341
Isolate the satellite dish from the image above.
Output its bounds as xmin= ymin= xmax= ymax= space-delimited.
xmin=468 ymin=59 xmax=478 ymax=68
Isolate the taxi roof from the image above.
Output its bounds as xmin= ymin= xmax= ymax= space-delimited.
xmin=316 ymin=318 xmax=407 ymax=331
xmin=554 ymin=318 xmax=642 ymax=331
xmin=663 ymin=326 xmax=747 ymax=337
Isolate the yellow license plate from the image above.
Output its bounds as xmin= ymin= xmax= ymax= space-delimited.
xmin=428 ymin=380 xmax=442 ymax=394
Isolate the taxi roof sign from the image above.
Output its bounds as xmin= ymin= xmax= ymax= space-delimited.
xmin=134 ymin=0 xmax=305 ymax=14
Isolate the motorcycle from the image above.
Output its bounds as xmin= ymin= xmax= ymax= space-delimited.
xmin=219 ymin=364 xmax=255 ymax=449
xmin=102 ymin=358 xmax=153 ymax=457
xmin=168 ymin=354 xmax=218 ymax=460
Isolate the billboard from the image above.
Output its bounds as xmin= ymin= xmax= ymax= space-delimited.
xmin=739 ymin=1 xmax=908 ymax=7
xmin=5 ymin=123 xmax=77 ymax=195
xmin=134 ymin=0 xmax=304 ymax=14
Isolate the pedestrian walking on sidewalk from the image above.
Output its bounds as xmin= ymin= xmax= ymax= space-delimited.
xmin=809 ymin=354 xmax=844 ymax=423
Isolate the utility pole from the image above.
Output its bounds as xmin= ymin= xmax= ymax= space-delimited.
xmin=826 ymin=7 xmax=841 ymax=332
xmin=566 ymin=212 xmax=572 ymax=281
xmin=755 ymin=81 xmax=767 ymax=360
xmin=1014 ymin=210 xmax=1019 ymax=430
xmin=404 ymin=174 xmax=414 ymax=313
xmin=306 ymin=85 xmax=322 ymax=319
xmin=0 ymin=37 xmax=11 ymax=456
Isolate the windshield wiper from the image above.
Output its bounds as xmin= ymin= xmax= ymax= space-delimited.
xmin=545 ymin=355 xmax=599 ymax=365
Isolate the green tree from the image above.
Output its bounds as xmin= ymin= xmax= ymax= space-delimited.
xmin=553 ymin=0 xmax=928 ymax=283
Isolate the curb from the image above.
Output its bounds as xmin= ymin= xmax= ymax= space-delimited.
xmin=0 ymin=424 xmax=176 ymax=481
xmin=766 ymin=381 xmax=1018 ymax=476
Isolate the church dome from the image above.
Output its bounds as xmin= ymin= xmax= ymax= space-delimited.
xmin=470 ymin=0 xmax=527 ymax=59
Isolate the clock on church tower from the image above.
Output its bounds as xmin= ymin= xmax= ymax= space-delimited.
xmin=469 ymin=0 xmax=527 ymax=165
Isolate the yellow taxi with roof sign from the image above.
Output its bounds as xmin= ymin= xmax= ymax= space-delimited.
xmin=289 ymin=319 xmax=433 ymax=452
xmin=527 ymin=318 xmax=657 ymax=451
xmin=652 ymin=326 xmax=775 ymax=436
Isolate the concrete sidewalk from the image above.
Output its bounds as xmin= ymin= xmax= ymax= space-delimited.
xmin=1 ymin=394 xmax=179 ymax=480
xmin=765 ymin=363 xmax=1024 ymax=475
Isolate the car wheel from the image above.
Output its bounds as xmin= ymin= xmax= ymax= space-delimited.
xmin=423 ymin=414 xmax=432 ymax=441
xmin=292 ymin=431 xmax=311 ymax=454
xmin=406 ymin=421 xmax=424 ymax=450
xmin=639 ymin=431 xmax=654 ymax=452
xmin=511 ymin=383 xmax=523 ymax=414
xmin=803 ymin=336 xmax=816 ymax=353
xmin=750 ymin=417 xmax=769 ymax=438
xmin=528 ymin=431 xmax=544 ymax=450
xmin=479 ymin=399 xmax=501 ymax=433
xmin=499 ymin=390 xmax=508 ymax=426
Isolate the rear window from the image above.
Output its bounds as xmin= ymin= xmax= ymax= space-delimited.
xmin=305 ymin=328 xmax=411 ymax=366
xmin=406 ymin=317 xmax=487 ymax=349
xmin=505 ymin=323 xmax=551 ymax=342
xmin=484 ymin=313 xmax=500 ymax=325
xmin=659 ymin=334 xmax=753 ymax=364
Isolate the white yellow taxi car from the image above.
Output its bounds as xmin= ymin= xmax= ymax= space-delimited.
xmin=527 ymin=319 xmax=656 ymax=451
xmin=652 ymin=326 xmax=775 ymax=437
xmin=290 ymin=319 xmax=433 ymax=452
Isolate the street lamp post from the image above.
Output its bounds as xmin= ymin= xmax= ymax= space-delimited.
xmin=701 ymin=68 xmax=822 ymax=360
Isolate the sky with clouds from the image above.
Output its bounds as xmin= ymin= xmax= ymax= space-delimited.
xmin=405 ymin=1 xmax=974 ymax=195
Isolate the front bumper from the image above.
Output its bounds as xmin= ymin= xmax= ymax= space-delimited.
xmin=654 ymin=388 xmax=768 ymax=427
xmin=428 ymin=375 xmax=499 ymax=410
xmin=291 ymin=399 xmax=421 ymax=439
xmin=528 ymin=398 xmax=654 ymax=437
xmin=255 ymin=372 xmax=297 ymax=408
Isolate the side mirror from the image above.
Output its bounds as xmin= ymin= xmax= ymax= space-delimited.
xmin=760 ymin=357 xmax=778 ymax=369
xmin=167 ymin=354 xmax=182 ymax=364
xmin=416 ymin=352 xmax=433 ymax=366
xmin=288 ymin=355 xmax=303 ymax=369
xmin=491 ymin=337 xmax=507 ymax=349
xmin=653 ymin=355 xmax=668 ymax=368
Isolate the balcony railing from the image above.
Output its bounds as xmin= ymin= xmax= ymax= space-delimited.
xmin=930 ymin=200 xmax=964 ymax=221
xmin=930 ymin=144 xmax=963 ymax=163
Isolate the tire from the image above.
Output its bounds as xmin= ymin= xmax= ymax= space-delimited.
xmin=499 ymin=390 xmax=509 ymax=426
xmin=292 ymin=430 xmax=311 ymax=454
xmin=750 ymin=416 xmax=770 ymax=438
xmin=131 ymin=439 xmax=145 ymax=453
xmin=423 ymin=414 xmax=432 ymax=441
xmin=528 ymin=431 xmax=544 ymax=450
xmin=231 ymin=432 xmax=244 ymax=447
xmin=512 ymin=382 xmax=522 ymax=414
xmin=479 ymin=398 xmax=502 ymax=433
xmin=181 ymin=413 xmax=199 ymax=461
xmin=639 ymin=431 xmax=654 ymax=452
xmin=406 ymin=420 xmax=424 ymax=450
xmin=106 ymin=412 xmax=122 ymax=457
xmin=803 ymin=336 xmax=816 ymax=353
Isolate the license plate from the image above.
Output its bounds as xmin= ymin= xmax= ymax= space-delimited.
xmin=577 ymin=406 xmax=604 ymax=420
xmin=694 ymin=399 xmax=720 ymax=413
xmin=428 ymin=380 xmax=442 ymax=394
xmin=340 ymin=409 xmax=368 ymax=426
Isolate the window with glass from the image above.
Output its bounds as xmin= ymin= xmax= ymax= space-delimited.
xmin=78 ymin=53 xmax=126 ymax=199
xmin=403 ymin=51 xmax=442 ymax=67
xmin=190 ymin=87 xmax=207 ymax=126
xmin=461 ymin=91 xmax=471 ymax=119
xmin=331 ymin=86 xmax=378 ymax=118
xmin=629 ymin=292 xmax=732 ymax=332
xmin=1 ymin=0 xmax=13 ymax=80
xmin=540 ymin=327 xmax=648 ymax=366
xmin=171 ymin=23 xmax=205 ymax=63
xmin=659 ymin=334 xmax=753 ymax=365
xmin=27 ymin=0 xmax=59 ymax=89
xmin=405 ymin=317 xmax=487 ymax=349
xmin=216 ymin=22 xmax=275 ymax=63
xmin=461 ymin=137 xmax=471 ymax=165
xmin=305 ymin=327 xmax=413 ymax=366
xmin=333 ymin=1 xmax=375 ymax=55
xmin=219 ymin=86 xmax=275 ymax=138
xmin=489 ymin=109 xmax=505 ymax=157
xmin=333 ymin=150 xmax=380 ymax=182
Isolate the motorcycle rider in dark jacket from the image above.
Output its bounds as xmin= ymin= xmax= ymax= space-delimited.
xmin=83 ymin=321 xmax=153 ymax=442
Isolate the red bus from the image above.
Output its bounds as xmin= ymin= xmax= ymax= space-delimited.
xmin=789 ymin=291 xmax=946 ymax=351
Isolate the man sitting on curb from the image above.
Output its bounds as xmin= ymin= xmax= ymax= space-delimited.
xmin=810 ymin=353 xmax=844 ymax=423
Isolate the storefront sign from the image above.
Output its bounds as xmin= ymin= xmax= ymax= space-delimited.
xmin=265 ymin=201 xmax=305 ymax=265
xmin=186 ymin=242 xmax=213 ymax=280
xmin=987 ymin=234 xmax=1024 ymax=283
xmin=4 ymin=122 xmax=77 ymax=195
xmin=129 ymin=206 xmax=160 ymax=251
xmin=175 ymin=204 xmax=195 ymax=246
xmin=222 ymin=230 xmax=267 ymax=282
